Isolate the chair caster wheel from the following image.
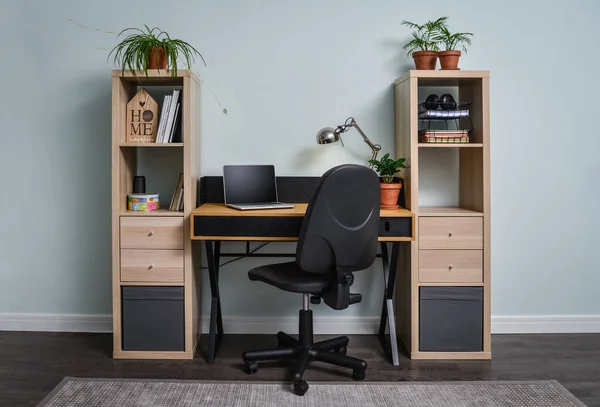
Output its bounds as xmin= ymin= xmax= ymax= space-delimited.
xmin=293 ymin=380 xmax=309 ymax=396
xmin=353 ymin=369 xmax=365 ymax=381
xmin=244 ymin=362 xmax=258 ymax=374
xmin=334 ymin=346 xmax=347 ymax=356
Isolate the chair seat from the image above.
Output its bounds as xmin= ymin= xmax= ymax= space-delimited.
xmin=248 ymin=261 xmax=332 ymax=294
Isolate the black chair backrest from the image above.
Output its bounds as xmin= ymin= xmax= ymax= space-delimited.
xmin=296 ymin=164 xmax=380 ymax=274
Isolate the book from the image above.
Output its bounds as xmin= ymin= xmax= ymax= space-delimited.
xmin=167 ymin=103 xmax=181 ymax=143
xmin=169 ymin=173 xmax=184 ymax=211
xmin=419 ymin=109 xmax=469 ymax=119
xmin=156 ymin=95 xmax=171 ymax=143
xmin=162 ymin=90 xmax=180 ymax=143
xmin=419 ymin=129 xmax=470 ymax=143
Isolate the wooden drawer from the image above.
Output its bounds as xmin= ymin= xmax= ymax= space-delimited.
xmin=419 ymin=217 xmax=482 ymax=249
xmin=120 ymin=249 xmax=184 ymax=283
xmin=120 ymin=217 xmax=183 ymax=250
xmin=419 ymin=250 xmax=483 ymax=283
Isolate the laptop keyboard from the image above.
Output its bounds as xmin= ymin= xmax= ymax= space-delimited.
xmin=230 ymin=202 xmax=294 ymax=210
xmin=237 ymin=202 xmax=288 ymax=207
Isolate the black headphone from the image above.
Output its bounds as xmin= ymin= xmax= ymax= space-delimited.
xmin=424 ymin=93 xmax=456 ymax=110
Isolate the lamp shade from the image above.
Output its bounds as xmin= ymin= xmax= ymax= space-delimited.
xmin=316 ymin=127 xmax=340 ymax=144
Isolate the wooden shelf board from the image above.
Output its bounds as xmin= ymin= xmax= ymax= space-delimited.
xmin=113 ymin=350 xmax=194 ymax=360
xmin=120 ymin=281 xmax=184 ymax=287
xmin=418 ymin=143 xmax=483 ymax=148
xmin=112 ymin=69 xmax=200 ymax=85
xmin=395 ymin=70 xmax=489 ymax=85
xmin=410 ymin=351 xmax=491 ymax=360
xmin=120 ymin=209 xmax=184 ymax=217
xmin=418 ymin=206 xmax=483 ymax=216
xmin=419 ymin=282 xmax=484 ymax=287
xmin=119 ymin=143 xmax=183 ymax=148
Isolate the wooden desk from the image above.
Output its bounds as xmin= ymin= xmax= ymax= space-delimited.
xmin=190 ymin=201 xmax=414 ymax=366
xmin=191 ymin=203 xmax=414 ymax=242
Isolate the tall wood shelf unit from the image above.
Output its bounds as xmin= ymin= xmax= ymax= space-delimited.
xmin=111 ymin=69 xmax=201 ymax=359
xmin=394 ymin=70 xmax=491 ymax=360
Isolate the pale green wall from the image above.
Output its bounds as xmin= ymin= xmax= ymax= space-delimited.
xmin=1 ymin=0 xmax=599 ymax=322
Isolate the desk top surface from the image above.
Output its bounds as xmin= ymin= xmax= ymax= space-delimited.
xmin=191 ymin=203 xmax=414 ymax=218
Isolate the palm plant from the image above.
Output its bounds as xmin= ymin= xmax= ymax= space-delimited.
xmin=108 ymin=25 xmax=206 ymax=77
xmin=434 ymin=25 xmax=473 ymax=52
xmin=401 ymin=17 xmax=448 ymax=56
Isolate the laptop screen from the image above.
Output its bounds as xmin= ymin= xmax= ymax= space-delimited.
xmin=223 ymin=165 xmax=278 ymax=204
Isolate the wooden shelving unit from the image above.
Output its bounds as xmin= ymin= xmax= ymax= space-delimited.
xmin=111 ymin=69 xmax=201 ymax=359
xmin=394 ymin=70 xmax=491 ymax=360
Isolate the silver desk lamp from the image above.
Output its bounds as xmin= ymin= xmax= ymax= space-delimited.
xmin=316 ymin=117 xmax=381 ymax=165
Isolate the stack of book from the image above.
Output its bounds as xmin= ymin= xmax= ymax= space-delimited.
xmin=418 ymin=130 xmax=470 ymax=143
xmin=169 ymin=173 xmax=184 ymax=211
xmin=155 ymin=90 xmax=181 ymax=143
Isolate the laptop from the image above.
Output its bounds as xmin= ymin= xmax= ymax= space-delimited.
xmin=223 ymin=165 xmax=295 ymax=210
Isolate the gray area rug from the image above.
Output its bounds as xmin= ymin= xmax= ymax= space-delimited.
xmin=38 ymin=377 xmax=586 ymax=407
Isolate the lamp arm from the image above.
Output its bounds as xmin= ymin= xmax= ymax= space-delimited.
xmin=348 ymin=118 xmax=381 ymax=162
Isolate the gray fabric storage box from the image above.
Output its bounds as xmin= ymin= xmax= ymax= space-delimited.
xmin=122 ymin=287 xmax=185 ymax=351
xmin=419 ymin=287 xmax=483 ymax=352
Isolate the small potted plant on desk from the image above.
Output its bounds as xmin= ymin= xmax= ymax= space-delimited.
xmin=368 ymin=153 xmax=407 ymax=210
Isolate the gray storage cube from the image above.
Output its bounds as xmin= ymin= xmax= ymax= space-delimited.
xmin=419 ymin=287 xmax=483 ymax=352
xmin=122 ymin=287 xmax=185 ymax=351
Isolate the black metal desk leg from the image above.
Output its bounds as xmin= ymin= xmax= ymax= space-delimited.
xmin=378 ymin=242 xmax=400 ymax=366
xmin=205 ymin=240 xmax=224 ymax=364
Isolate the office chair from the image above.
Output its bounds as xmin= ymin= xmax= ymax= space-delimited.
xmin=242 ymin=164 xmax=380 ymax=396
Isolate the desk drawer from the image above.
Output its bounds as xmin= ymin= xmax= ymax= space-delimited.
xmin=419 ymin=250 xmax=483 ymax=283
xmin=121 ymin=249 xmax=184 ymax=283
xmin=120 ymin=217 xmax=183 ymax=250
xmin=419 ymin=217 xmax=482 ymax=249
xmin=379 ymin=217 xmax=412 ymax=239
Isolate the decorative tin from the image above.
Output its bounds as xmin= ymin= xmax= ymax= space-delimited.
xmin=127 ymin=193 xmax=160 ymax=211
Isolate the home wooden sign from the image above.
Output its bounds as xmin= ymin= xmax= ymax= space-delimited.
xmin=126 ymin=88 xmax=158 ymax=143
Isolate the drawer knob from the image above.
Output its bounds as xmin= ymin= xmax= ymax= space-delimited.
xmin=148 ymin=231 xmax=154 ymax=237
xmin=148 ymin=264 xmax=154 ymax=270
xmin=448 ymin=264 xmax=453 ymax=270
xmin=448 ymin=231 xmax=453 ymax=237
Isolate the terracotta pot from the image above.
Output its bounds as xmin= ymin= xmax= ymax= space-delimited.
xmin=147 ymin=46 xmax=167 ymax=69
xmin=438 ymin=50 xmax=461 ymax=70
xmin=412 ymin=50 xmax=438 ymax=70
xmin=380 ymin=182 xmax=402 ymax=210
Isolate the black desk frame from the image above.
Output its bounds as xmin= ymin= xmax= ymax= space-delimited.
xmin=195 ymin=176 xmax=408 ymax=366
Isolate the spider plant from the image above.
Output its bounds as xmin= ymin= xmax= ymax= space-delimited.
xmin=434 ymin=25 xmax=473 ymax=52
xmin=401 ymin=17 xmax=448 ymax=56
xmin=108 ymin=25 xmax=206 ymax=77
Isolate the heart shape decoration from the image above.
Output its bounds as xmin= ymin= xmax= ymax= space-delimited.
xmin=139 ymin=101 xmax=146 ymax=107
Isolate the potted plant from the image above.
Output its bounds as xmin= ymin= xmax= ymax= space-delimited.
xmin=368 ymin=153 xmax=407 ymax=210
xmin=401 ymin=17 xmax=448 ymax=70
xmin=434 ymin=25 xmax=473 ymax=70
xmin=109 ymin=25 xmax=206 ymax=77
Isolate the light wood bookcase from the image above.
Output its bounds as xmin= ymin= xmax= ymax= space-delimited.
xmin=394 ymin=70 xmax=491 ymax=360
xmin=111 ymin=69 xmax=201 ymax=359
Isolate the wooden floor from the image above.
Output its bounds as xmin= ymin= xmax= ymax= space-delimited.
xmin=1 ymin=332 xmax=599 ymax=406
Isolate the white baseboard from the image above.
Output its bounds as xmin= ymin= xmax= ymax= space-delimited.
xmin=491 ymin=315 xmax=600 ymax=334
xmin=1 ymin=313 xmax=599 ymax=335
xmin=0 ymin=313 xmax=112 ymax=333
